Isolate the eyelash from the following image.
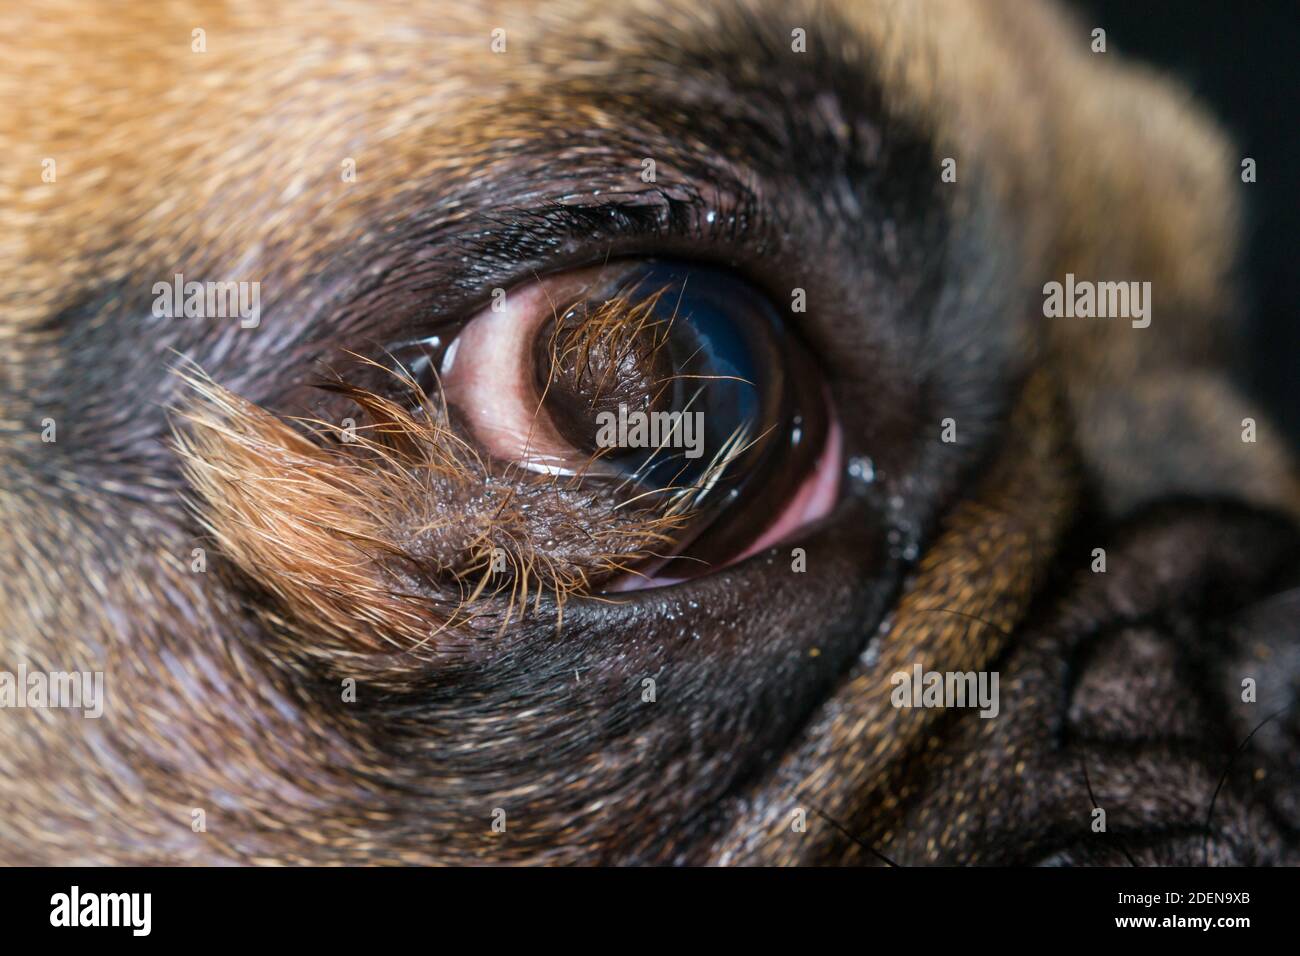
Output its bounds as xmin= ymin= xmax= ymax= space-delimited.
xmin=365 ymin=184 xmax=786 ymax=355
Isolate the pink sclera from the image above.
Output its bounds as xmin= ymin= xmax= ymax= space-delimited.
xmin=439 ymin=283 xmax=578 ymax=474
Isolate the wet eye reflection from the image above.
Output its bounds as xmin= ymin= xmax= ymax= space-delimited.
xmin=417 ymin=259 xmax=840 ymax=588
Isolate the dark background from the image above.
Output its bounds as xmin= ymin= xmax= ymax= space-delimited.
xmin=1069 ymin=0 xmax=1298 ymax=441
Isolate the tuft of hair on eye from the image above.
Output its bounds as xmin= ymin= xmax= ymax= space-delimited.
xmin=537 ymin=277 xmax=766 ymax=509
xmin=167 ymin=351 xmax=697 ymax=667
xmin=539 ymin=276 xmax=680 ymax=420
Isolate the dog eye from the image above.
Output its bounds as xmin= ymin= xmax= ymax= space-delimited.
xmin=409 ymin=259 xmax=839 ymax=588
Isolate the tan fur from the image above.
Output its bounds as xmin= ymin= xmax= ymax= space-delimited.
xmin=1 ymin=0 xmax=1295 ymax=864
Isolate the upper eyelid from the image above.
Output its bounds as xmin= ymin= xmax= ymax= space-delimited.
xmin=339 ymin=181 xmax=782 ymax=343
xmin=281 ymin=88 xmax=941 ymax=382
xmin=181 ymin=154 xmax=802 ymax=404
xmin=455 ymin=188 xmax=771 ymax=289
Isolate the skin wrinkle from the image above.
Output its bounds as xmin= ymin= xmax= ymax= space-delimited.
xmin=712 ymin=373 xmax=1079 ymax=863
xmin=2 ymin=0 xmax=1299 ymax=865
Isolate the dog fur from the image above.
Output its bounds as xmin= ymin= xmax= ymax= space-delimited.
xmin=1 ymin=0 xmax=1297 ymax=864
